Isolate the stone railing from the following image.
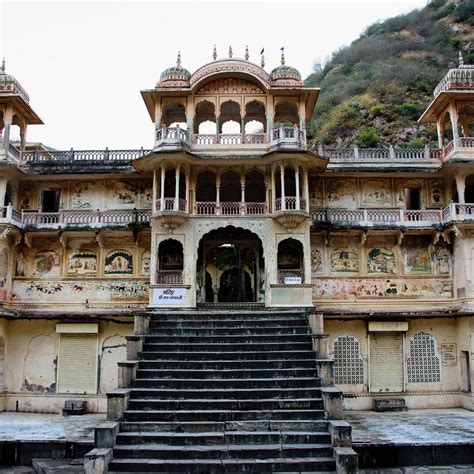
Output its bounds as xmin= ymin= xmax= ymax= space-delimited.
xmin=22 ymin=148 xmax=148 ymax=163
xmin=0 ymin=74 xmax=30 ymax=102
xmin=274 ymin=197 xmax=307 ymax=212
xmin=433 ymin=66 xmax=474 ymax=99
xmin=155 ymin=198 xmax=187 ymax=212
xmin=194 ymin=201 xmax=267 ymax=216
xmin=311 ymin=204 xmax=474 ymax=227
xmin=193 ymin=132 xmax=269 ymax=146
xmin=156 ymin=270 xmax=183 ymax=285
xmin=0 ymin=206 xmax=151 ymax=228
xmin=155 ymin=126 xmax=188 ymax=149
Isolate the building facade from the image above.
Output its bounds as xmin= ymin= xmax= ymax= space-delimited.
xmin=0 ymin=50 xmax=473 ymax=413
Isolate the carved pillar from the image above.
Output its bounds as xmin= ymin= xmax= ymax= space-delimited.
xmin=449 ymin=102 xmax=461 ymax=147
xmin=241 ymin=118 xmax=245 ymax=143
xmin=455 ymin=175 xmax=466 ymax=204
xmin=216 ymin=173 xmax=221 ymax=215
xmin=303 ymin=168 xmax=309 ymax=212
xmin=436 ymin=118 xmax=445 ymax=148
xmin=160 ymin=166 xmax=165 ymax=211
xmin=185 ymin=169 xmax=190 ymax=213
xmin=280 ymin=165 xmax=286 ymax=211
xmin=2 ymin=106 xmax=13 ymax=151
xmin=271 ymin=166 xmax=276 ymax=213
xmin=174 ymin=164 xmax=181 ymax=211
xmin=295 ymin=166 xmax=300 ymax=210
xmin=240 ymin=171 xmax=245 ymax=215
xmin=152 ymin=169 xmax=157 ymax=213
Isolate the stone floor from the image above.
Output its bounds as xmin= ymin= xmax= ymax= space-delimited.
xmin=346 ymin=409 xmax=474 ymax=446
xmin=0 ymin=412 xmax=105 ymax=442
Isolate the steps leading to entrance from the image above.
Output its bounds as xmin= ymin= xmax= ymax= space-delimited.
xmin=104 ymin=310 xmax=353 ymax=473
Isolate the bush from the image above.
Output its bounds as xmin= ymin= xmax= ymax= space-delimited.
xmin=450 ymin=37 xmax=461 ymax=48
xmin=356 ymin=128 xmax=379 ymax=147
xmin=370 ymin=104 xmax=386 ymax=116
xmin=404 ymin=138 xmax=425 ymax=148
xmin=396 ymin=103 xmax=419 ymax=117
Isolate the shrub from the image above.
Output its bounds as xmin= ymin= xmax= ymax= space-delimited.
xmin=450 ymin=37 xmax=461 ymax=48
xmin=396 ymin=103 xmax=419 ymax=117
xmin=356 ymin=128 xmax=379 ymax=147
xmin=370 ymin=104 xmax=386 ymax=116
xmin=404 ymin=138 xmax=425 ymax=148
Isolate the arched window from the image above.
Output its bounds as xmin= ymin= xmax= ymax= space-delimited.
xmin=407 ymin=332 xmax=441 ymax=383
xmin=196 ymin=170 xmax=216 ymax=203
xmin=275 ymin=101 xmax=299 ymax=125
xmin=333 ymin=335 xmax=364 ymax=385
xmin=162 ymin=103 xmax=186 ymax=128
xmin=245 ymin=170 xmax=265 ymax=203
xmin=157 ymin=239 xmax=183 ymax=284
xmin=277 ymin=238 xmax=304 ymax=283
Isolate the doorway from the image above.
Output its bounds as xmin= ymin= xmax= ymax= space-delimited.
xmin=42 ymin=190 xmax=61 ymax=212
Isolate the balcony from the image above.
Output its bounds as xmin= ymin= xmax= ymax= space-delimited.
xmin=0 ymin=205 xmax=151 ymax=229
xmin=433 ymin=66 xmax=474 ymax=99
xmin=272 ymin=197 xmax=309 ymax=230
xmin=195 ymin=202 xmax=267 ymax=216
xmin=154 ymin=197 xmax=189 ymax=229
xmin=440 ymin=137 xmax=474 ymax=162
xmin=153 ymin=126 xmax=306 ymax=154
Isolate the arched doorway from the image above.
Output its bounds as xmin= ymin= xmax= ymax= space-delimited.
xmin=197 ymin=226 xmax=264 ymax=304
xmin=277 ymin=238 xmax=304 ymax=284
xmin=157 ymin=239 xmax=184 ymax=284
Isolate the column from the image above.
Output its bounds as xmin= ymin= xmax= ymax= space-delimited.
xmin=160 ymin=166 xmax=165 ymax=211
xmin=152 ymin=169 xmax=157 ymax=213
xmin=20 ymin=124 xmax=27 ymax=151
xmin=240 ymin=172 xmax=246 ymax=215
xmin=303 ymin=168 xmax=310 ymax=212
xmin=271 ymin=167 xmax=276 ymax=213
xmin=280 ymin=165 xmax=286 ymax=211
xmin=216 ymin=117 xmax=220 ymax=144
xmin=449 ymin=103 xmax=461 ymax=147
xmin=216 ymin=173 xmax=221 ymax=215
xmin=436 ymin=118 xmax=444 ymax=148
xmin=187 ymin=117 xmax=194 ymax=146
xmin=185 ymin=169 xmax=190 ymax=213
xmin=295 ymin=166 xmax=300 ymax=210
xmin=174 ymin=164 xmax=181 ymax=211
xmin=455 ymin=175 xmax=466 ymax=204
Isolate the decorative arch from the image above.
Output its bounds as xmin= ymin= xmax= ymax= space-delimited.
xmin=104 ymin=250 xmax=133 ymax=275
xmin=333 ymin=335 xmax=364 ymax=385
xmin=277 ymin=238 xmax=304 ymax=283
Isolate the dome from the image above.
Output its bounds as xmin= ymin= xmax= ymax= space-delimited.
xmin=270 ymin=64 xmax=302 ymax=82
xmin=158 ymin=52 xmax=191 ymax=86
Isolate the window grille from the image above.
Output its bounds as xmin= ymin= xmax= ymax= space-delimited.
xmin=407 ymin=332 xmax=441 ymax=383
xmin=333 ymin=335 xmax=364 ymax=384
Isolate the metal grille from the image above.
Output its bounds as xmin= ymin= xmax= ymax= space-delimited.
xmin=333 ymin=335 xmax=364 ymax=384
xmin=407 ymin=332 xmax=441 ymax=383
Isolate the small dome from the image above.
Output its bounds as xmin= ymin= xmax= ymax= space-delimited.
xmin=270 ymin=64 xmax=302 ymax=82
xmin=159 ymin=52 xmax=191 ymax=85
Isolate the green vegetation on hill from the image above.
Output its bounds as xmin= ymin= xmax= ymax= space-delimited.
xmin=306 ymin=0 xmax=474 ymax=147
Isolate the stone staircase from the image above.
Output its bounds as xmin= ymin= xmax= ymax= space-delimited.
xmin=89 ymin=310 xmax=357 ymax=473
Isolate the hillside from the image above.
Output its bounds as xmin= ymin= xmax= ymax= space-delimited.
xmin=306 ymin=0 xmax=474 ymax=147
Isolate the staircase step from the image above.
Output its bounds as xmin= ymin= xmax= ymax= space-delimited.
xmin=122 ymin=409 xmax=326 ymax=422
xmin=138 ymin=350 xmax=315 ymax=360
xmin=142 ymin=342 xmax=313 ymax=352
xmin=144 ymin=333 xmax=311 ymax=343
xmin=129 ymin=387 xmax=322 ymax=399
xmin=108 ymin=456 xmax=336 ymax=472
xmin=116 ymin=430 xmax=331 ymax=445
xmin=137 ymin=359 xmax=317 ymax=370
xmin=150 ymin=326 xmax=310 ymax=336
xmin=127 ymin=398 xmax=324 ymax=411
xmin=148 ymin=311 xmax=308 ymax=321
xmin=149 ymin=319 xmax=308 ymax=329
xmin=119 ymin=420 xmax=329 ymax=433
xmin=135 ymin=368 xmax=318 ymax=379
xmin=131 ymin=377 xmax=320 ymax=389
xmin=112 ymin=443 xmax=334 ymax=460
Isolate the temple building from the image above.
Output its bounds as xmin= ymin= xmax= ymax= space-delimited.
xmin=0 ymin=47 xmax=473 ymax=471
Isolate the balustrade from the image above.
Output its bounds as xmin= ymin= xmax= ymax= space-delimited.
xmin=156 ymin=198 xmax=187 ymax=212
xmin=8 ymin=143 xmax=20 ymax=159
xmin=195 ymin=201 xmax=267 ymax=216
xmin=433 ymin=67 xmax=474 ymax=98
xmin=274 ymin=197 xmax=307 ymax=212
xmin=156 ymin=270 xmax=183 ymax=285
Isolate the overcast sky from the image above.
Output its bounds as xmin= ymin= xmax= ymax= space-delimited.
xmin=1 ymin=0 xmax=428 ymax=150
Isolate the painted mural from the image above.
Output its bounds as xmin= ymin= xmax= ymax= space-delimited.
xmin=104 ymin=250 xmax=133 ymax=275
xmin=432 ymin=245 xmax=450 ymax=275
xmin=326 ymin=179 xmax=357 ymax=208
xmin=109 ymin=181 xmax=138 ymax=207
xmin=12 ymin=279 xmax=149 ymax=303
xmin=141 ymin=251 xmax=151 ymax=276
xmin=330 ymin=247 xmax=359 ymax=273
xmin=404 ymin=236 xmax=432 ymax=274
xmin=19 ymin=189 xmax=32 ymax=210
xmin=428 ymin=179 xmax=444 ymax=208
xmin=71 ymin=182 xmax=102 ymax=209
xmin=32 ymin=250 xmax=61 ymax=278
xmin=367 ymin=247 xmax=397 ymax=274
xmin=311 ymin=248 xmax=322 ymax=274
xmin=313 ymin=277 xmax=453 ymax=299
xmin=16 ymin=250 xmax=27 ymax=277
xmin=142 ymin=188 xmax=153 ymax=209
xmin=68 ymin=250 xmax=98 ymax=276
xmin=360 ymin=179 xmax=391 ymax=206
xmin=309 ymin=178 xmax=324 ymax=207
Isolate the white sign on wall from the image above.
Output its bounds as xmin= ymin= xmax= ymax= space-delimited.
xmin=284 ymin=276 xmax=302 ymax=285
xmin=153 ymin=288 xmax=187 ymax=305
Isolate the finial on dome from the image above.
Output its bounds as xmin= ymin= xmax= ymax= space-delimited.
xmin=1 ymin=58 xmax=5 ymax=73
xmin=280 ymin=47 xmax=285 ymax=65
xmin=260 ymin=48 xmax=265 ymax=68
xmin=213 ymin=44 xmax=217 ymax=61
xmin=229 ymin=45 xmax=233 ymax=58
xmin=459 ymin=50 xmax=464 ymax=67
xmin=177 ymin=51 xmax=181 ymax=67
xmin=245 ymin=45 xmax=249 ymax=61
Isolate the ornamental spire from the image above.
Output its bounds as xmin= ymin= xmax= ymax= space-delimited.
xmin=459 ymin=50 xmax=464 ymax=67
xmin=280 ymin=47 xmax=285 ymax=65
xmin=245 ymin=45 xmax=249 ymax=61
xmin=177 ymin=51 xmax=181 ymax=67
xmin=228 ymin=45 xmax=233 ymax=58
xmin=212 ymin=44 xmax=217 ymax=61
xmin=260 ymin=48 xmax=265 ymax=68
xmin=1 ymin=58 xmax=5 ymax=73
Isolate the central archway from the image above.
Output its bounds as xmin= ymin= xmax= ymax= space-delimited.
xmin=197 ymin=226 xmax=264 ymax=304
